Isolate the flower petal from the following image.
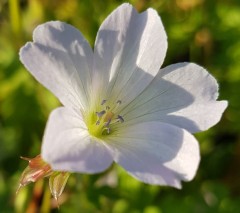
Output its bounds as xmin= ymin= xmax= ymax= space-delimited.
xmin=121 ymin=63 xmax=227 ymax=133
xmin=42 ymin=107 xmax=113 ymax=173
xmin=106 ymin=122 xmax=200 ymax=188
xmin=92 ymin=3 xmax=167 ymax=107
xmin=20 ymin=21 xmax=93 ymax=110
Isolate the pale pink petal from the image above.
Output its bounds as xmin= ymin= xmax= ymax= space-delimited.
xmin=120 ymin=63 xmax=227 ymax=133
xmin=20 ymin=21 xmax=93 ymax=110
xmin=42 ymin=107 xmax=113 ymax=173
xmin=92 ymin=3 xmax=167 ymax=107
xmin=105 ymin=121 xmax=200 ymax=188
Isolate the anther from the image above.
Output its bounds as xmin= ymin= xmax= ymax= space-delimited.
xmin=96 ymin=110 xmax=106 ymax=125
xmin=101 ymin=100 xmax=107 ymax=105
xmin=116 ymin=100 xmax=122 ymax=105
xmin=117 ymin=115 xmax=124 ymax=123
xmin=96 ymin=110 xmax=106 ymax=118
xmin=106 ymin=106 xmax=110 ymax=110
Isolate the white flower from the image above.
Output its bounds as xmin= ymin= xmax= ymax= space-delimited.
xmin=19 ymin=3 xmax=227 ymax=188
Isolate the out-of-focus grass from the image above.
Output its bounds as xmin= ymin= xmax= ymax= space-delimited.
xmin=0 ymin=0 xmax=239 ymax=212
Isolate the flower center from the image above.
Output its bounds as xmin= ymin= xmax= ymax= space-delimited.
xmin=87 ymin=100 xmax=124 ymax=138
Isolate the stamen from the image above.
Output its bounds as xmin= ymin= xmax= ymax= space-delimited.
xmin=106 ymin=106 xmax=110 ymax=110
xmin=101 ymin=100 xmax=107 ymax=105
xmin=111 ymin=100 xmax=122 ymax=111
xmin=117 ymin=115 xmax=124 ymax=123
xmin=96 ymin=110 xmax=106 ymax=118
xmin=116 ymin=100 xmax=122 ymax=105
xmin=96 ymin=110 xmax=106 ymax=125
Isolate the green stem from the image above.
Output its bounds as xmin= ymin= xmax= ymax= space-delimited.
xmin=40 ymin=184 xmax=51 ymax=213
xmin=9 ymin=0 xmax=21 ymax=36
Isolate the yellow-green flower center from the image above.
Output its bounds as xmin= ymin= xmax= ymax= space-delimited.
xmin=86 ymin=100 xmax=124 ymax=138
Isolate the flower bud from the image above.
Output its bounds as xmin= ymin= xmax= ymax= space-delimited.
xmin=17 ymin=155 xmax=52 ymax=193
xmin=49 ymin=172 xmax=70 ymax=201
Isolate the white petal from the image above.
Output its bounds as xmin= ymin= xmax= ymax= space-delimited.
xmin=105 ymin=122 xmax=200 ymax=188
xmin=42 ymin=107 xmax=113 ymax=173
xmin=92 ymin=3 xmax=167 ymax=107
xmin=20 ymin=21 xmax=93 ymax=110
xmin=120 ymin=63 xmax=228 ymax=133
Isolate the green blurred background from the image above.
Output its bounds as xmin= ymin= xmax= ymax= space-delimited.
xmin=0 ymin=0 xmax=239 ymax=212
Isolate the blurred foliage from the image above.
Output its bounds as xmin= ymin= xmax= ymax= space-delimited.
xmin=0 ymin=0 xmax=239 ymax=212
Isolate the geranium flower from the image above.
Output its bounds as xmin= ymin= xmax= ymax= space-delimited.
xmin=19 ymin=3 xmax=227 ymax=188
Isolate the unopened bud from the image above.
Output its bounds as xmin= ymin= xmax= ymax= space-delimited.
xmin=17 ymin=155 xmax=52 ymax=193
xmin=49 ymin=172 xmax=70 ymax=202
